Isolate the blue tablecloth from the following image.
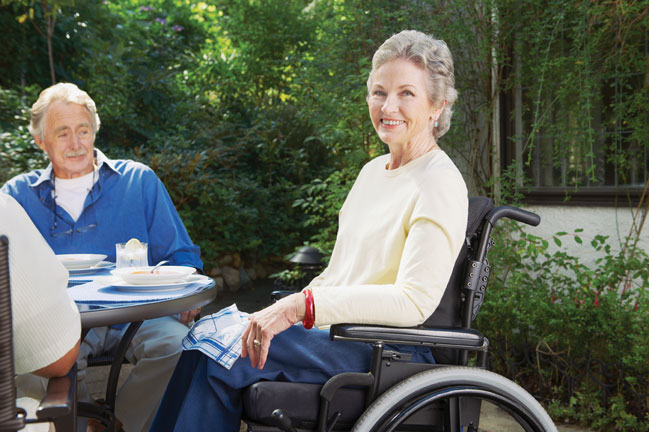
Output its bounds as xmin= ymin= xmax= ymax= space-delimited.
xmin=68 ymin=270 xmax=212 ymax=304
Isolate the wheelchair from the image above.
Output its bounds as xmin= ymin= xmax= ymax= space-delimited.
xmin=241 ymin=197 xmax=558 ymax=432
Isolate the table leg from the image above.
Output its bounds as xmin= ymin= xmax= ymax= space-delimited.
xmin=105 ymin=321 xmax=143 ymax=411
xmin=78 ymin=321 xmax=143 ymax=431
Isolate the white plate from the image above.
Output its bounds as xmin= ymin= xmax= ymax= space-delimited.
xmin=110 ymin=275 xmax=207 ymax=292
xmin=112 ymin=266 xmax=196 ymax=285
xmin=57 ymin=254 xmax=108 ymax=270
xmin=68 ymin=261 xmax=115 ymax=275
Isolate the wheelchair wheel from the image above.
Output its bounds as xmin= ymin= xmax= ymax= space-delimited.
xmin=353 ymin=367 xmax=557 ymax=432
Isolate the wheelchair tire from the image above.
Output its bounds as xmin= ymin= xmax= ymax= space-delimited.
xmin=352 ymin=367 xmax=557 ymax=432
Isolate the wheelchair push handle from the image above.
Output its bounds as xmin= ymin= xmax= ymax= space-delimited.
xmin=486 ymin=205 xmax=540 ymax=227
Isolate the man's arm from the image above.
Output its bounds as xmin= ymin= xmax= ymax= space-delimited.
xmin=143 ymin=171 xmax=203 ymax=271
xmin=139 ymin=168 xmax=204 ymax=324
xmin=33 ymin=340 xmax=80 ymax=378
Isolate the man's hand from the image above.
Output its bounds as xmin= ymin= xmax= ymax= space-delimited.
xmin=241 ymin=293 xmax=305 ymax=370
xmin=179 ymin=307 xmax=201 ymax=325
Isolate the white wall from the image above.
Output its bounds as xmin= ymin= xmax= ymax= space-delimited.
xmin=522 ymin=205 xmax=648 ymax=267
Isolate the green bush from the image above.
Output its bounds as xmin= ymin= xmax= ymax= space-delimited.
xmin=0 ymin=1 xmax=339 ymax=272
xmin=293 ymin=160 xmax=364 ymax=259
xmin=479 ymin=224 xmax=649 ymax=430
xmin=0 ymin=86 xmax=47 ymax=186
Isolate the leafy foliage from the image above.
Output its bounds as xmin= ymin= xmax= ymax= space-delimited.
xmin=0 ymin=86 xmax=47 ymax=184
xmin=1 ymin=0 xmax=333 ymax=267
xmin=479 ymin=224 xmax=649 ymax=429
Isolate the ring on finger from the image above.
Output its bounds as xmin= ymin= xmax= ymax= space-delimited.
xmin=253 ymin=339 xmax=262 ymax=348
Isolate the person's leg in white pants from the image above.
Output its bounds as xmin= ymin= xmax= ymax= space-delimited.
xmin=17 ymin=319 xmax=188 ymax=432
xmin=107 ymin=316 xmax=189 ymax=432
xmin=16 ymin=326 xmax=108 ymax=431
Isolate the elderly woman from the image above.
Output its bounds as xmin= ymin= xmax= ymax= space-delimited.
xmin=151 ymin=29 xmax=468 ymax=431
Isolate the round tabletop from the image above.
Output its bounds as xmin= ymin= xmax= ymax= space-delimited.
xmin=77 ymin=279 xmax=216 ymax=328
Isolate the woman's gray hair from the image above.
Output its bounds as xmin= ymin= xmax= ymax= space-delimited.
xmin=367 ymin=30 xmax=457 ymax=139
xmin=29 ymin=83 xmax=101 ymax=141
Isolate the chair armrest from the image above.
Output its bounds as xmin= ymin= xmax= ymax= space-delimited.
xmin=330 ymin=324 xmax=486 ymax=351
xmin=37 ymin=364 xmax=77 ymax=422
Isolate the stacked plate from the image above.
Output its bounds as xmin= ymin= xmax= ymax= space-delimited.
xmin=111 ymin=266 xmax=200 ymax=291
xmin=57 ymin=254 xmax=113 ymax=275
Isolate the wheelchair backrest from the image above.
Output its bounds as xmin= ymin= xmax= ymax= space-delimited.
xmin=422 ymin=196 xmax=494 ymax=333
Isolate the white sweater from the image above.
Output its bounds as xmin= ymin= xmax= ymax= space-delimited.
xmin=0 ymin=193 xmax=81 ymax=374
xmin=309 ymin=149 xmax=468 ymax=327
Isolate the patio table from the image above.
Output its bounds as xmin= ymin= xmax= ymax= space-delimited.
xmin=67 ymin=267 xmax=216 ymax=428
xmin=70 ymin=271 xmax=216 ymax=329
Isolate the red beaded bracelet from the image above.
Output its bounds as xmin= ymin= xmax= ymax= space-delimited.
xmin=302 ymin=289 xmax=315 ymax=329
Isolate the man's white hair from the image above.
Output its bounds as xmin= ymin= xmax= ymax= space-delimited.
xmin=29 ymin=83 xmax=101 ymax=141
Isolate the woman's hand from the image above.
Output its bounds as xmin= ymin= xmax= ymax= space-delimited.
xmin=241 ymin=293 xmax=305 ymax=369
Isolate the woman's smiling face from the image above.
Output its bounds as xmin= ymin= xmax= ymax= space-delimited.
xmin=367 ymin=58 xmax=439 ymax=149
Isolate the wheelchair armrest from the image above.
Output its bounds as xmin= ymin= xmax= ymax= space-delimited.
xmin=37 ymin=364 xmax=77 ymax=422
xmin=330 ymin=324 xmax=486 ymax=351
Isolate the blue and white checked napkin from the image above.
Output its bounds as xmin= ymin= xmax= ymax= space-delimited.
xmin=182 ymin=304 xmax=250 ymax=370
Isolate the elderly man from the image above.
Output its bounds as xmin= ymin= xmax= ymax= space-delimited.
xmin=2 ymin=83 xmax=203 ymax=431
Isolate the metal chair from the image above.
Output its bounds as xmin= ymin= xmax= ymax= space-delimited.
xmin=241 ymin=198 xmax=557 ymax=431
xmin=0 ymin=235 xmax=77 ymax=432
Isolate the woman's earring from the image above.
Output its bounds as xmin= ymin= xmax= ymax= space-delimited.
xmin=434 ymin=121 xmax=439 ymax=128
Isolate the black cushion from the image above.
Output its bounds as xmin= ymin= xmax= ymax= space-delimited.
xmin=243 ymin=381 xmax=365 ymax=429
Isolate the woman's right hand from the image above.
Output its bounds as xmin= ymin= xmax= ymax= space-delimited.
xmin=241 ymin=292 xmax=306 ymax=369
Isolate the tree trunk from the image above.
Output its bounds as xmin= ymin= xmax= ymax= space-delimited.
xmin=43 ymin=0 xmax=57 ymax=84
xmin=47 ymin=29 xmax=55 ymax=84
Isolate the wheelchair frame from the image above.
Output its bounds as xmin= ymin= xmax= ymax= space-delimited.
xmin=242 ymin=198 xmax=557 ymax=432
